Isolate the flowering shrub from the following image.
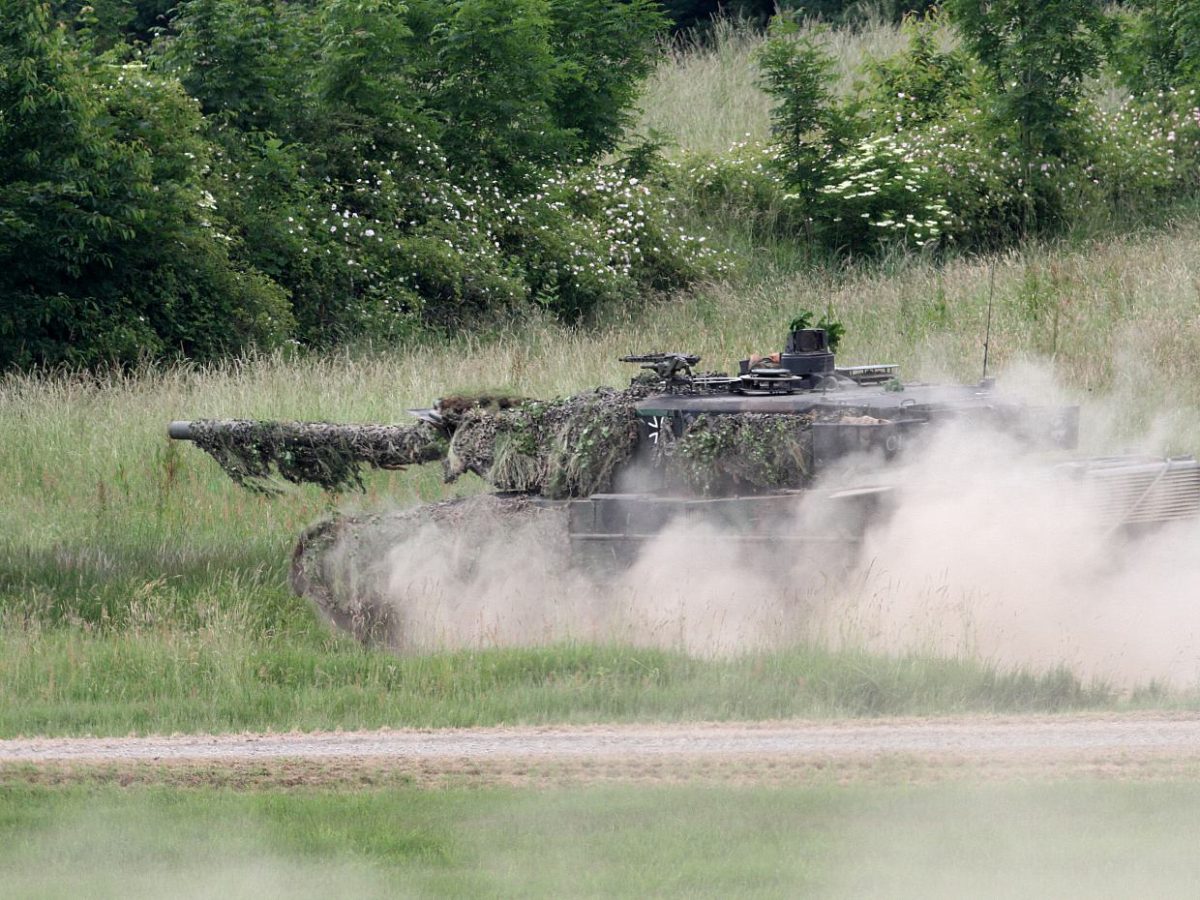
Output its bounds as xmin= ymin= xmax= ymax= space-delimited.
xmin=674 ymin=130 xmax=982 ymax=251
xmin=211 ymin=128 xmax=726 ymax=341
xmin=1085 ymin=93 xmax=1200 ymax=207
xmin=816 ymin=134 xmax=955 ymax=249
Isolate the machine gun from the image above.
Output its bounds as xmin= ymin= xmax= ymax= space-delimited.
xmin=619 ymin=352 xmax=702 ymax=387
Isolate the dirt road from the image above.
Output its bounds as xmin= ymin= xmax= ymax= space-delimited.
xmin=3 ymin=713 xmax=1200 ymax=762
xmin=4 ymin=713 xmax=1200 ymax=787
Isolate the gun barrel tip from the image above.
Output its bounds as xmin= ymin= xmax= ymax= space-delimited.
xmin=167 ymin=421 xmax=193 ymax=440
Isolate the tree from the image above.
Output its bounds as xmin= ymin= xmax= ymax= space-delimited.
xmin=945 ymin=0 xmax=1112 ymax=162
xmin=757 ymin=23 xmax=854 ymax=207
xmin=52 ymin=1 xmax=176 ymax=49
xmin=1116 ymin=0 xmax=1200 ymax=96
xmin=546 ymin=0 xmax=666 ymax=158
xmin=162 ymin=0 xmax=303 ymax=133
xmin=426 ymin=0 xmax=568 ymax=183
xmin=944 ymin=0 xmax=1114 ymax=232
xmin=0 ymin=0 xmax=289 ymax=368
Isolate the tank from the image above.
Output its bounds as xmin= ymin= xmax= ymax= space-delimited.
xmin=168 ymin=326 xmax=1200 ymax=646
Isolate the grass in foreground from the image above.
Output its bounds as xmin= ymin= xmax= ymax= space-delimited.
xmin=0 ymin=633 xmax=1108 ymax=738
xmin=4 ymin=781 xmax=1200 ymax=898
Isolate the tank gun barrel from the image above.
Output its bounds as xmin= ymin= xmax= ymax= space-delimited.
xmin=167 ymin=418 xmax=448 ymax=492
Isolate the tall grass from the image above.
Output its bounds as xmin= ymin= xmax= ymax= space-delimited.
xmin=5 ymin=216 xmax=1200 ymax=734
xmin=637 ymin=18 xmax=910 ymax=156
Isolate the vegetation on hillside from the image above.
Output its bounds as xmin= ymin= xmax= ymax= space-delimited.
xmin=5 ymin=1 xmax=1200 ymax=368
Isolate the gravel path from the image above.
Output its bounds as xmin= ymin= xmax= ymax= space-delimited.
xmin=5 ymin=713 xmax=1200 ymax=763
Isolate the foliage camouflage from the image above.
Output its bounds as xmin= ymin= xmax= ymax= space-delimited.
xmin=188 ymin=387 xmax=826 ymax=499
xmin=667 ymin=413 xmax=812 ymax=494
xmin=444 ymin=387 xmax=647 ymax=498
xmin=188 ymin=419 xmax=447 ymax=493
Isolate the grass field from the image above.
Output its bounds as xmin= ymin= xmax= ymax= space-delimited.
xmin=6 ymin=18 xmax=1200 ymax=737
xmin=4 ymin=780 xmax=1200 ymax=897
xmin=5 ymin=218 xmax=1200 ymax=735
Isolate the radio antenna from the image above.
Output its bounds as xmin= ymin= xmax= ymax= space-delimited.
xmin=982 ymin=257 xmax=996 ymax=382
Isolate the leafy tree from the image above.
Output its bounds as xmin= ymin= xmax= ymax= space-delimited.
xmin=162 ymin=0 xmax=304 ymax=134
xmin=858 ymin=11 xmax=974 ymax=131
xmin=944 ymin=0 xmax=1114 ymax=231
xmin=756 ymin=22 xmax=854 ymax=207
xmin=310 ymin=0 xmax=436 ymax=177
xmin=945 ymin=0 xmax=1112 ymax=162
xmin=0 ymin=0 xmax=289 ymax=368
xmin=4 ymin=0 xmax=695 ymax=366
xmin=545 ymin=0 xmax=666 ymax=157
xmin=426 ymin=0 xmax=568 ymax=183
xmin=1116 ymin=0 xmax=1200 ymax=96
xmin=52 ymin=1 xmax=175 ymax=49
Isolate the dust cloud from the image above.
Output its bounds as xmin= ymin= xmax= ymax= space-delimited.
xmin=323 ymin=365 xmax=1200 ymax=688
xmin=826 ymin=420 xmax=1200 ymax=686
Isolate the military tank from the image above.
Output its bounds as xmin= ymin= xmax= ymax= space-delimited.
xmin=168 ymin=324 xmax=1200 ymax=647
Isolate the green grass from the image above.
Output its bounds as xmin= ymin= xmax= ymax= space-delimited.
xmin=7 ymin=216 xmax=1200 ymax=735
xmin=0 ymin=634 xmax=1108 ymax=738
xmin=5 ymin=781 xmax=1200 ymax=897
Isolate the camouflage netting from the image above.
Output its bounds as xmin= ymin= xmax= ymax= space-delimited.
xmin=187 ymin=392 xmax=865 ymax=499
xmin=444 ymin=386 xmax=648 ymax=499
xmin=667 ymin=413 xmax=814 ymax=494
xmin=188 ymin=419 xmax=447 ymax=492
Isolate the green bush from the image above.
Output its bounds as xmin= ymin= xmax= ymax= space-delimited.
xmin=0 ymin=1 xmax=290 ymax=369
xmin=0 ymin=0 xmax=693 ymax=369
xmin=674 ymin=141 xmax=791 ymax=228
xmin=756 ymin=23 xmax=855 ymax=209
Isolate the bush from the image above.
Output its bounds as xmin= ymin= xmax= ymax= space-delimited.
xmin=673 ymin=140 xmax=812 ymax=243
xmin=815 ymin=134 xmax=954 ymax=250
xmin=0 ymin=2 xmax=290 ymax=369
xmin=756 ymin=23 xmax=856 ymax=208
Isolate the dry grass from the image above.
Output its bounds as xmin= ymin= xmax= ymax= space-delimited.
xmin=6 ymin=216 xmax=1200 ymax=567
xmin=636 ymin=17 xmax=910 ymax=156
